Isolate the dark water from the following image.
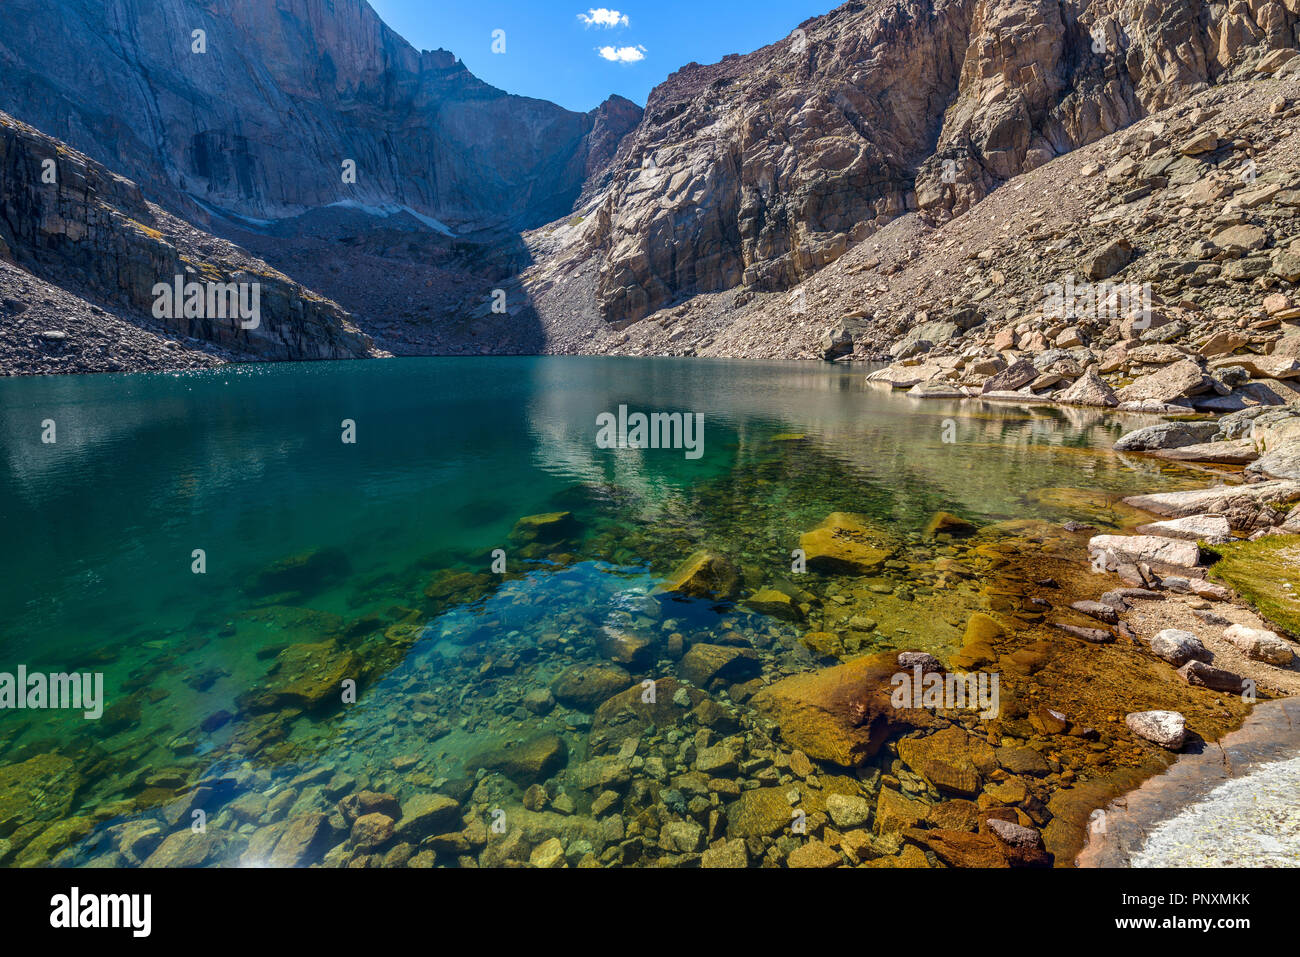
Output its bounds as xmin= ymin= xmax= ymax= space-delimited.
xmin=0 ymin=357 xmax=1204 ymax=866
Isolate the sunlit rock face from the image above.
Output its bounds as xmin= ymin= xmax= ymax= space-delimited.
xmin=0 ymin=0 xmax=640 ymax=231
xmin=556 ymin=0 xmax=1300 ymax=325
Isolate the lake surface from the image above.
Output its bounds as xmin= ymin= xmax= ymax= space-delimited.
xmin=0 ymin=357 xmax=1208 ymax=867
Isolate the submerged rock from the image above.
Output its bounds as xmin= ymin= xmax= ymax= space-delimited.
xmin=750 ymin=652 xmax=918 ymax=767
xmin=798 ymin=512 xmax=897 ymax=575
xmin=551 ymin=663 xmax=633 ymax=711
xmin=896 ymin=727 xmax=997 ymax=798
xmin=923 ymin=511 xmax=977 ymax=540
xmin=509 ymin=511 xmax=579 ymax=544
xmin=726 ymin=787 xmax=797 ymax=839
xmin=245 ymin=547 xmax=351 ymax=598
xmin=743 ymin=588 xmax=804 ymax=621
xmin=471 ymin=733 xmax=569 ymax=788
xmin=0 ymin=754 xmax=80 ymax=838
xmin=589 ymin=677 xmax=704 ymax=753
xmin=678 ymin=643 xmax=762 ymax=688
xmin=143 ymin=829 xmax=247 ymax=867
xmin=240 ymin=640 xmax=360 ymax=712
xmin=658 ymin=550 xmax=741 ymax=600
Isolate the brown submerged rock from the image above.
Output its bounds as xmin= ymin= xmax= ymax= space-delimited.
xmin=589 ymin=676 xmax=705 ymax=753
xmin=471 ymin=733 xmax=569 ymax=788
xmin=239 ymin=639 xmax=360 ymax=712
xmin=896 ymin=726 xmax=998 ymax=797
xmin=550 ymin=663 xmax=633 ymax=711
xmin=678 ymin=643 xmax=762 ymax=688
xmin=658 ymin=550 xmax=741 ymax=600
xmin=750 ymin=651 xmax=928 ymax=767
xmin=798 ymin=512 xmax=897 ymax=575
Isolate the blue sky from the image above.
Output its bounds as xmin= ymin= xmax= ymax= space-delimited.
xmin=368 ymin=1 xmax=836 ymax=113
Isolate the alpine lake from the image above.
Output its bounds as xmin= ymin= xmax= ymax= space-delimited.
xmin=0 ymin=357 xmax=1246 ymax=868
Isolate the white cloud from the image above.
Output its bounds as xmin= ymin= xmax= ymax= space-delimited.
xmin=597 ymin=44 xmax=646 ymax=63
xmin=580 ymin=8 xmax=630 ymax=28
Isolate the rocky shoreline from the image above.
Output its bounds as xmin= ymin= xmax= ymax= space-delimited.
xmin=1077 ymin=697 xmax=1300 ymax=867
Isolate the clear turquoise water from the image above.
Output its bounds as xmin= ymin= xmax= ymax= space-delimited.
xmin=0 ymin=357 xmax=1203 ymax=866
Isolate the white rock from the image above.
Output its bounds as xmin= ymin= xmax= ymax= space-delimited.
xmin=1150 ymin=629 xmax=1209 ymax=666
xmin=1134 ymin=514 xmax=1233 ymax=545
xmin=1126 ymin=710 xmax=1187 ymax=750
xmin=825 ymin=793 xmax=872 ymax=829
xmin=1089 ymin=534 xmax=1201 ymax=570
xmin=1224 ymin=624 xmax=1295 ymax=666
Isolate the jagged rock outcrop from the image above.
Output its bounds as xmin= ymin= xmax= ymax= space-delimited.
xmin=573 ymin=0 xmax=977 ymax=324
xmin=915 ymin=0 xmax=1300 ymax=217
xmin=545 ymin=0 xmax=1300 ymax=327
xmin=0 ymin=110 xmax=374 ymax=362
xmin=0 ymin=0 xmax=641 ymax=232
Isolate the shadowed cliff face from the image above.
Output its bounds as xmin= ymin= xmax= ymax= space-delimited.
xmin=0 ymin=0 xmax=640 ymax=232
xmin=558 ymin=0 xmax=1300 ymax=326
xmin=0 ymin=110 xmax=376 ymax=363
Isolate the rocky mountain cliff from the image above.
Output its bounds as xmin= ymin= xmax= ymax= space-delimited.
xmin=0 ymin=110 xmax=376 ymax=373
xmin=534 ymin=0 xmax=1300 ymax=327
xmin=0 ymin=0 xmax=640 ymax=232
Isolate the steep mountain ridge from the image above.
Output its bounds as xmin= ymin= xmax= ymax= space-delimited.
xmin=0 ymin=0 xmax=640 ymax=232
xmin=533 ymin=0 xmax=1300 ymax=328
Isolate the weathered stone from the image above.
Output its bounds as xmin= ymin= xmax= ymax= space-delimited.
xmin=1224 ymin=624 xmax=1294 ymax=665
xmin=1056 ymin=369 xmax=1117 ymax=407
xmin=1083 ymin=237 xmax=1134 ymax=280
xmin=1149 ymin=629 xmax=1210 ymax=667
xmin=1113 ymin=421 xmax=1219 ymax=452
xmin=658 ymin=550 xmax=741 ymax=600
xmin=1177 ymin=660 xmax=1244 ymax=692
xmin=1135 ymin=514 xmax=1233 ymax=545
xmin=798 ymin=512 xmax=897 ymax=574
xmin=678 ymin=643 xmax=761 ymax=688
xmin=1088 ymin=534 xmax=1201 ymax=570
xmin=1115 ymin=360 xmax=1210 ymax=405
xmin=896 ymin=726 xmax=996 ymax=797
xmin=1124 ymin=482 xmax=1300 ymax=531
xmin=1125 ymin=710 xmax=1186 ymax=750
